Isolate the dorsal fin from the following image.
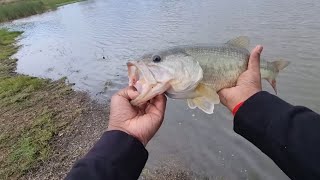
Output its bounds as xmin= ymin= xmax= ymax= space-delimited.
xmin=226 ymin=36 xmax=250 ymax=49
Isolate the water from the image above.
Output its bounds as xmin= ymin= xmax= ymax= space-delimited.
xmin=4 ymin=0 xmax=320 ymax=179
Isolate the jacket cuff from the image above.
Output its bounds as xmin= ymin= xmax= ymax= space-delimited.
xmin=233 ymin=91 xmax=293 ymax=147
xmin=85 ymin=130 xmax=148 ymax=175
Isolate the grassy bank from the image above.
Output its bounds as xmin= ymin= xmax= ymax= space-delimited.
xmin=0 ymin=28 xmax=60 ymax=178
xmin=0 ymin=0 xmax=81 ymax=23
xmin=0 ymin=29 xmax=107 ymax=179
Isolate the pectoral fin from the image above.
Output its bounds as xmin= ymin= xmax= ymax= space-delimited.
xmin=187 ymin=84 xmax=220 ymax=114
xmin=187 ymin=99 xmax=196 ymax=109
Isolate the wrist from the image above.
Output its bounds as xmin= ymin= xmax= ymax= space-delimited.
xmin=232 ymin=102 xmax=244 ymax=115
xmin=107 ymin=124 xmax=129 ymax=134
xmin=228 ymin=90 xmax=261 ymax=112
xmin=107 ymin=125 xmax=147 ymax=147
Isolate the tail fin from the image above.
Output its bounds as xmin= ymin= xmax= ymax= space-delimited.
xmin=266 ymin=78 xmax=277 ymax=94
xmin=266 ymin=60 xmax=290 ymax=94
xmin=273 ymin=60 xmax=290 ymax=71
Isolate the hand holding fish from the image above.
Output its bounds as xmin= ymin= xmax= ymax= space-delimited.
xmin=218 ymin=45 xmax=263 ymax=112
xmin=107 ymin=86 xmax=167 ymax=146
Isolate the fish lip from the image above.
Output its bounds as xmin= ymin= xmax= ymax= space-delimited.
xmin=130 ymin=82 xmax=170 ymax=106
xmin=127 ymin=62 xmax=138 ymax=86
xmin=127 ymin=61 xmax=171 ymax=106
xmin=127 ymin=61 xmax=157 ymax=86
xmin=127 ymin=61 xmax=159 ymax=105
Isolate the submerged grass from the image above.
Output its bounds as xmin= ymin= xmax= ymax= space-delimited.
xmin=0 ymin=0 xmax=81 ymax=22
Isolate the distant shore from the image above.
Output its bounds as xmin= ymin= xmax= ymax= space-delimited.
xmin=0 ymin=0 xmax=82 ymax=23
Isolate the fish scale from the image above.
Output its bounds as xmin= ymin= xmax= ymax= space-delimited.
xmin=186 ymin=47 xmax=249 ymax=91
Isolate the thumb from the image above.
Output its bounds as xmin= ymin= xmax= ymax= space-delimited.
xmin=116 ymin=86 xmax=140 ymax=101
xmin=248 ymin=45 xmax=263 ymax=71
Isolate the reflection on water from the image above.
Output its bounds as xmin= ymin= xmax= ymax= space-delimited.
xmin=3 ymin=0 xmax=320 ymax=179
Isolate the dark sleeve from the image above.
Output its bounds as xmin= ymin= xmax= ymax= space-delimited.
xmin=65 ymin=130 xmax=148 ymax=180
xmin=234 ymin=91 xmax=320 ymax=180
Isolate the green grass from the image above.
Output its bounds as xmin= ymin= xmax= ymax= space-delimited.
xmin=0 ymin=0 xmax=82 ymax=23
xmin=0 ymin=28 xmax=87 ymax=179
xmin=44 ymin=0 xmax=81 ymax=8
xmin=0 ymin=1 xmax=46 ymax=22
xmin=0 ymin=28 xmax=22 ymax=45
xmin=0 ymin=29 xmax=22 ymax=76
xmin=0 ymin=76 xmax=47 ymax=107
xmin=0 ymin=0 xmax=98 ymax=176
xmin=0 ymin=29 xmax=46 ymax=106
xmin=4 ymin=112 xmax=56 ymax=178
xmin=0 ymin=28 xmax=66 ymax=178
xmin=0 ymin=76 xmax=45 ymax=99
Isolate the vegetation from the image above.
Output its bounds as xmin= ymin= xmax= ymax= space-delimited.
xmin=0 ymin=0 xmax=105 ymax=178
xmin=2 ymin=112 xmax=56 ymax=178
xmin=0 ymin=29 xmax=85 ymax=179
xmin=0 ymin=0 xmax=81 ymax=22
xmin=0 ymin=29 xmax=21 ymax=76
xmin=0 ymin=28 xmax=48 ymax=178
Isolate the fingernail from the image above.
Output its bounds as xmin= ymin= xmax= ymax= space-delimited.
xmin=256 ymin=45 xmax=263 ymax=52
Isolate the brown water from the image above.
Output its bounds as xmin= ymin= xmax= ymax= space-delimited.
xmin=4 ymin=0 xmax=320 ymax=179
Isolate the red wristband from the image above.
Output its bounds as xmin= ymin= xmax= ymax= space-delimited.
xmin=232 ymin=102 xmax=244 ymax=116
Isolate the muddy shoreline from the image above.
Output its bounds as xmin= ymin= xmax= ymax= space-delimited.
xmin=24 ymin=91 xmax=109 ymax=180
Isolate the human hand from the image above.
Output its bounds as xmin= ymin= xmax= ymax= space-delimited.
xmin=218 ymin=45 xmax=263 ymax=112
xmin=107 ymin=86 xmax=167 ymax=146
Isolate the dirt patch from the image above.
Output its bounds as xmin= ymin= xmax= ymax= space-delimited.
xmin=23 ymin=90 xmax=109 ymax=180
xmin=0 ymin=77 xmax=109 ymax=179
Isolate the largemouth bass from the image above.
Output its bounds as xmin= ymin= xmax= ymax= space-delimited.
xmin=127 ymin=36 xmax=289 ymax=114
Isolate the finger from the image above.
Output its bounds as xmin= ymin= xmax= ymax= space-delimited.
xmin=149 ymin=94 xmax=167 ymax=113
xmin=217 ymin=89 xmax=228 ymax=105
xmin=248 ymin=45 xmax=263 ymax=71
xmin=137 ymin=101 xmax=149 ymax=113
xmin=116 ymin=86 xmax=140 ymax=101
xmin=111 ymin=87 xmax=139 ymax=118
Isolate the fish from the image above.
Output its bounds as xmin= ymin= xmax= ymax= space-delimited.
xmin=127 ymin=36 xmax=290 ymax=114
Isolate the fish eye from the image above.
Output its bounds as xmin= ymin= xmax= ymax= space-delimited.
xmin=152 ymin=55 xmax=161 ymax=63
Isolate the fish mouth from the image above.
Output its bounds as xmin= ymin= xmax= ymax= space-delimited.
xmin=127 ymin=61 xmax=169 ymax=106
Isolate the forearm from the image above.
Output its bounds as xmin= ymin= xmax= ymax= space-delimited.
xmin=234 ymin=91 xmax=320 ymax=180
xmin=65 ymin=130 xmax=148 ymax=180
